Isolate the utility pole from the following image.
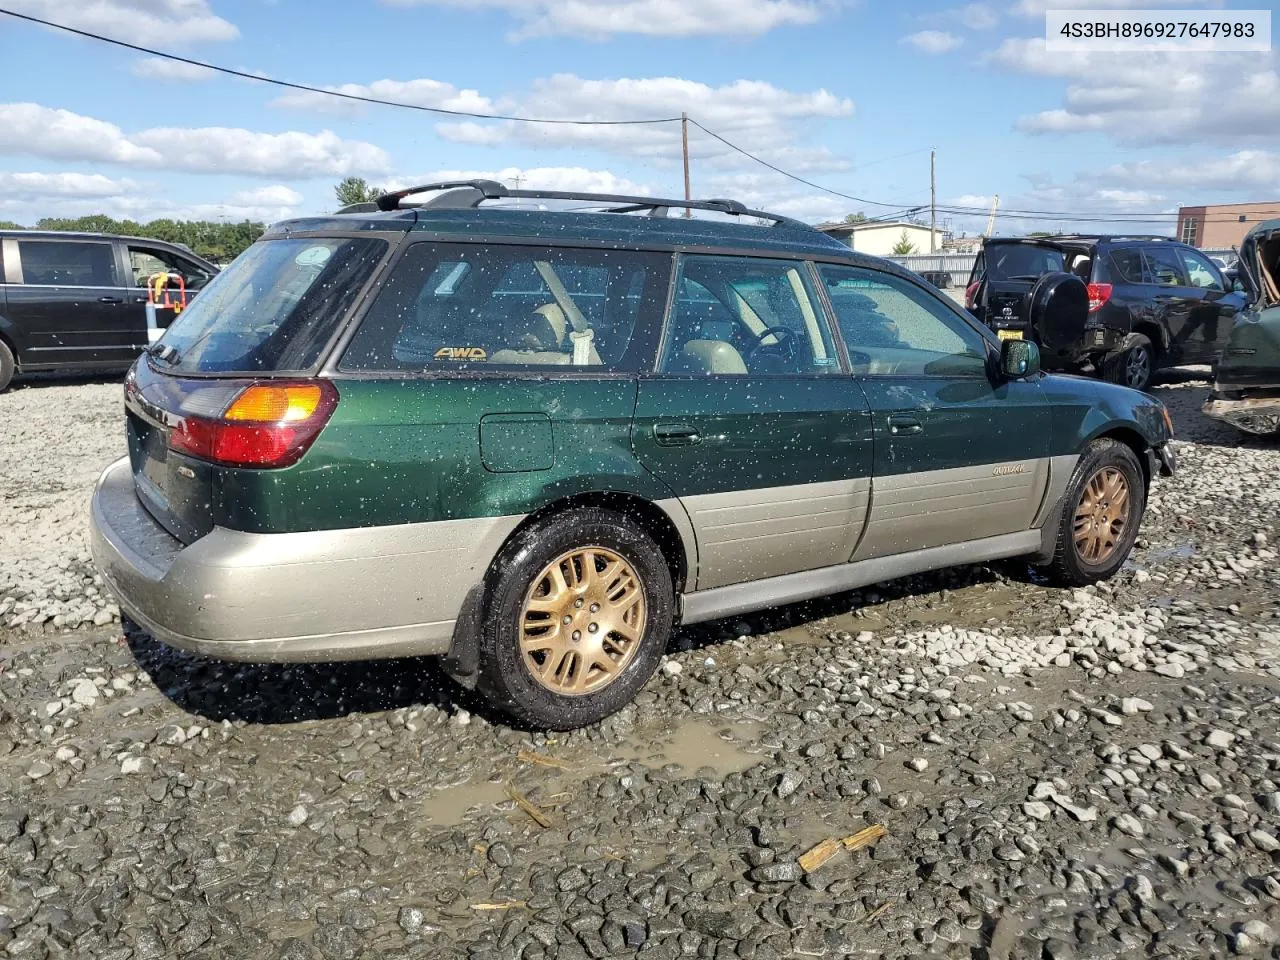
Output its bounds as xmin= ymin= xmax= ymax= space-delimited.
xmin=929 ymin=147 xmax=937 ymax=254
xmin=681 ymin=112 xmax=692 ymax=218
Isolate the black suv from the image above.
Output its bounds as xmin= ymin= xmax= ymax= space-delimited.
xmin=966 ymin=235 xmax=1247 ymax=391
xmin=0 ymin=230 xmax=218 ymax=392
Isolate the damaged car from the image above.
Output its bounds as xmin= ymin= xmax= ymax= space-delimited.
xmin=1204 ymin=220 xmax=1280 ymax=436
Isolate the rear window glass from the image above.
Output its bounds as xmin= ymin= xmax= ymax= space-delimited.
xmin=154 ymin=237 xmax=387 ymax=374
xmin=341 ymin=243 xmax=668 ymax=372
xmin=18 ymin=241 xmax=116 ymax=286
xmin=984 ymin=244 xmax=1065 ymax=281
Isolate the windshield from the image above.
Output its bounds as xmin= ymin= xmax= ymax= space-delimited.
xmin=985 ymin=243 xmax=1065 ymax=281
xmin=154 ymin=237 xmax=387 ymax=374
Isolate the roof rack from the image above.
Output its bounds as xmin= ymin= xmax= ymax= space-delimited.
xmin=1045 ymin=234 xmax=1176 ymax=243
xmin=367 ymin=180 xmax=814 ymax=231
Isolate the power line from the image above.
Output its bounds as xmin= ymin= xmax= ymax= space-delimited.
xmin=0 ymin=7 xmax=681 ymax=126
xmin=2 ymin=6 xmax=1254 ymax=227
xmin=687 ymin=119 xmax=911 ymax=210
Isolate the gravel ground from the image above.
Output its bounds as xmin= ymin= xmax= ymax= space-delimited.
xmin=1 ymin=370 xmax=1279 ymax=959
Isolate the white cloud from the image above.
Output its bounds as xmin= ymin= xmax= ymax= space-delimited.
xmin=427 ymin=74 xmax=853 ymax=173
xmin=383 ymin=167 xmax=651 ymax=197
xmin=904 ymin=30 xmax=963 ymax=54
xmin=1013 ymin=0 xmax=1209 ymax=14
xmin=0 ymin=104 xmax=162 ymax=165
xmin=0 ymin=103 xmax=392 ymax=178
xmin=229 ymin=185 xmax=305 ymax=206
xmin=955 ymin=3 xmax=997 ymax=29
xmin=0 ymin=171 xmax=140 ymax=198
xmin=131 ymin=57 xmax=217 ymax=81
xmin=273 ymin=78 xmax=494 ymax=116
xmin=381 ymin=0 xmax=832 ymax=39
xmin=0 ymin=186 xmax=308 ymax=226
xmin=6 ymin=0 xmax=237 ymax=45
xmin=987 ymin=38 xmax=1280 ymax=145
xmin=1096 ymin=150 xmax=1280 ymax=192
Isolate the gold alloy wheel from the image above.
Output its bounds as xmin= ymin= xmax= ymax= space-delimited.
xmin=1073 ymin=466 xmax=1131 ymax=564
xmin=519 ymin=547 xmax=647 ymax=696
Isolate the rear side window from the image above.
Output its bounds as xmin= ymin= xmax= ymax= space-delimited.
xmin=342 ymin=243 xmax=668 ymax=372
xmin=659 ymin=255 xmax=838 ymax=376
xmin=1109 ymin=248 xmax=1150 ymax=284
xmin=984 ymin=244 xmax=1064 ymax=281
xmin=18 ymin=241 xmax=115 ymax=286
xmin=155 ymin=237 xmax=387 ymax=374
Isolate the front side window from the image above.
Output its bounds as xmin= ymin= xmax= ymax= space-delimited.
xmin=819 ymin=264 xmax=988 ymax=377
xmin=342 ymin=243 xmax=666 ymax=372
xmin=1178 ymin=248 xmax=1223 ymax=291
xmin=1144 ymin=246 xmax=1187 ymax=287
xmin=156 ymin=237 xmax=387 ymax=374
xmin=658 ymin=255 xmax=838 ymax=376
xmin=128 ymin=246 xmax=213 ymax=291
xmin=17 ymin=241 xmax=115 ymax=286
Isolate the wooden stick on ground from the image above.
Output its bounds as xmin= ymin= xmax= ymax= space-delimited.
xmin=504 ymin=783 xmax=552 ymax=828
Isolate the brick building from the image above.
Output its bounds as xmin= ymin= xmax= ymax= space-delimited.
xmin=1177 ymin=201 xmax=1280 ymax=250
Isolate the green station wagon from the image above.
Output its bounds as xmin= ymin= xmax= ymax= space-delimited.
xmin=90 ymin=182 xmax=1176 ymax=729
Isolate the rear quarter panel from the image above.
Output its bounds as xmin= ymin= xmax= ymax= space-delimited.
xmin=214 ymin=376 xmax=672 ymax=533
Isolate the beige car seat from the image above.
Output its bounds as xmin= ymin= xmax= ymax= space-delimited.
xmin=669 ymin=339 xmax=748 ymax=375
xmin=489 ymin=304 xmax=604 ymax=365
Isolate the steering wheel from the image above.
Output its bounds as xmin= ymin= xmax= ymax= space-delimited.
xmin=745 ymin=325 xmax=799 ymax=366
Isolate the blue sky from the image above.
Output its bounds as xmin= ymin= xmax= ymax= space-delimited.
xmin=0 ymin=0 xmax=1276 ymax=235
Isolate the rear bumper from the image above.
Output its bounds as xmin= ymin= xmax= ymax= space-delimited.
xmin=1203 ymin=393 xmax=1280 ymax=436
xmin=89 ymin=458 xmax=521 ymax=663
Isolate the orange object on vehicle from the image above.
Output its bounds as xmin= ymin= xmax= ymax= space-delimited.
xmin=147 ymin=272 xmax=188 ymax=314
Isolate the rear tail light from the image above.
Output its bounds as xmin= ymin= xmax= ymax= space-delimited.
xmin=170 ymin=380 xmax=338 ymax=468
xmin=1087 ymin=282 xmax=1113 ymax=313
xmin=965 ymin=281 xmax=980 ymax=310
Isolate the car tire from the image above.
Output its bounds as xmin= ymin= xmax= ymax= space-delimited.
xmin=1103 ymin=334 xmax=1155 ymax=392
xmin=475 ymin=508 xmax=675 ymax=730
xmin=0 ymin=340 xmax=14 ymax=393
xmin=1042 ymin=438 xmax=1146 ymax=587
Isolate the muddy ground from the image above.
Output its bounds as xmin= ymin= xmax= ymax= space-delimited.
xmin=1 ymin=370 xmax=1279 ymax=959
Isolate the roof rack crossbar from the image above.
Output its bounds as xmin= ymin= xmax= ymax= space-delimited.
xmin=374 ymin=180 xmax=811 ymax=230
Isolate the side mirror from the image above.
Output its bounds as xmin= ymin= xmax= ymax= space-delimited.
xmin=1001 ymin=338 xmax=1041 ymax=379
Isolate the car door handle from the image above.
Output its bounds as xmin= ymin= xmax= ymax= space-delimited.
xmin=97 ymin=296 xmax=123 ymax=304
xmin=888 ymin=415 xmax=923 ymax=436
xmin=653 ymin=423 xmax=701 ymax=446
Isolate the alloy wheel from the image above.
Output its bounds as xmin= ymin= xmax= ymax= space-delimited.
xmin=1073 ymin=466 xmax=1131 ymax=564
xmin=519 ymin=546 xmax=646 ymax=696
xmin=1125 ymin=346 xmax=1151 ymax=389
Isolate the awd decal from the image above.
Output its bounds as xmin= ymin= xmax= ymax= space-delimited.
xmin=434 ymin=346 xmax=487 ymax=361
xmin=992 ymin=463 xmax=1027 ymax=477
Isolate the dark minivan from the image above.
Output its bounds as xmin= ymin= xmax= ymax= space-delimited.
xmin=966 ymin=235 xmax=1246 ymax=391
xmin=0 ymin=230 xmax=218 ymax=391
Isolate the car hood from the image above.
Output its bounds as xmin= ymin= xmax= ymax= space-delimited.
xmin=1217 ymin=221 xmax=1280 ymax=393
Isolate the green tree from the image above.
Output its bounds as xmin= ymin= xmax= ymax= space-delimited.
xmin=891 ymin=231 xmax=918 ymax=255
xmin=26 ymin=214 xmax=265 ymax=261
xmin=334 ymin=177 xmax=384 ymax=207
xmin=843 ymin=212 xmax=868 ymax=224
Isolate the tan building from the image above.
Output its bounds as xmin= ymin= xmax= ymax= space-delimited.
xmin=1177 ymin=201 xmax=1280 ymax=250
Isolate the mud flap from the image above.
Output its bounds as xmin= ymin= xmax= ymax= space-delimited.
xmin=440 ymin=584 xmax=485 ymax=689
